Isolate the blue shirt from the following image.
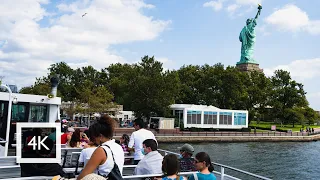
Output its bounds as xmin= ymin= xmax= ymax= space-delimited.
xmin=188 ymin=173 xmax=217 ymax=180
xmin=163 ymin=176 xmax=184 ymax=180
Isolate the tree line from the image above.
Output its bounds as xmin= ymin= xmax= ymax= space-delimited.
xmin=20 ymin=56 xmax=319 ymax=127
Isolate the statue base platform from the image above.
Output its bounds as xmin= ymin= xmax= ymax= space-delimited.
xmin=236 ymin=63 xmax=263 ymax=72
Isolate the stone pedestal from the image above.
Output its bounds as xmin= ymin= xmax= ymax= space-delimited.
xmin=236 ymin=63 xmax=263 ymax=72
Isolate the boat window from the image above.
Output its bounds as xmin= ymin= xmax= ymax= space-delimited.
xmin=29 ymin=105 xmax=48 ymax=122
xmin=11 ymin=104 xmax=27 ymax=122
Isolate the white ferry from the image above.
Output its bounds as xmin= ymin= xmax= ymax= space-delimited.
xmin=0 ymin=83 xmax=271 ymax=180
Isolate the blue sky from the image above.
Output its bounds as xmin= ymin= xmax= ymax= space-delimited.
xmin=0 ymin=0 xmax=320 ymax=109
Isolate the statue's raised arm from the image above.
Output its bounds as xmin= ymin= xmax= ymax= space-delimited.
xmin=255 ymin=4 xmax=262 ymax=20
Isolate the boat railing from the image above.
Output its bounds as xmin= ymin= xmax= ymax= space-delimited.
xmin=157 ymin=149 xmax=272 ymax=180
xmin=0 ymin=148 xmax=272 ymax=180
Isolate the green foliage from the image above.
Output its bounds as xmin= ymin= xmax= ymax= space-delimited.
xmin=270 ymin=70 xmax=308 ymax=125
xmin=108 ymin=56 xmax=180 ymax=118
xmin=250 ymin=121 xmax=320 ymax=132
xmin=20 ymin=56 xmax=317 ymax=126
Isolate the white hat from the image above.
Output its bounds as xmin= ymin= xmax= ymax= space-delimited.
xmin=67 ymin=127 xmax=75 ymax=132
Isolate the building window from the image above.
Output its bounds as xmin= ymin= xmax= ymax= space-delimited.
xmin=29 ymin=105 xmax=48 ymax=122
xmin=124 ymin=115 xmax=128 ymax=119
xmin=187 ymin=110 xmax=201 ymax=124
xmin=174 ymin=110 xmax=183 ymax=120
xmin=219 ymin=112 xmax=232 ymax=125
xmin=234 ymin=113 xmax=246 ymax=125
xmin=11 ymin=104 xmax=27 ymax=122
xmin=204 ymin=111 xmax=217 ymax=124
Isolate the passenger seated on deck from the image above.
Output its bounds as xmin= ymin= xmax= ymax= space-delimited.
xmin=68 ymin=129 xmax=83 ymax=148
xmin=178 ymin=144 xmax=197 ymax=172
xmin=79 ymin=135 xmax=98 ymax=170
xmin=188 ymin=152 xmax=216 ymax=180
xmin=157 ymin=154 xmax=187 ymax=180
xmin=133 ymin=139 xmax=163 ymax=175
xmin=20 ymin=138 xmax=65 ymax=177
xmin=76 ymin=115 xmax=124 ymax=180
xmin=120 ymin=134 xmax=132 ymax=165
xmin=61 ymin=127 xmax=74 ymax=145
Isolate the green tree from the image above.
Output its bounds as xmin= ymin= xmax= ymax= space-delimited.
xmin=244 ymin=71 xmax=272 ymax=122
xmin=270 ymin=70 xmax=308 ymax=124
xmin=218 ymin=66 xmax=248 ymax=109
xmin=47 ymin=62 xmax=75 ymax=101
xmin=131 ymin=56 xmax=179 ymax=118
xmin=176 ymin=65 xmax=203 ymax=104
xmin=107 ymin=63 xmax=138 ymax=110
xmin=74 ymin=79 xmax=115 ymax=119
xmin=108 ymin=56 xmax=179 ymax=118
xmin=19 ymin=77 xmax=54 ymax=96
xmin=303 ymin=107 xmax=318 ymax=125
xmin=284 ymin=107 xmax=305 ymax=127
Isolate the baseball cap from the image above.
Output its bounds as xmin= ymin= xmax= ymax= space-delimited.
xmin=67 ymin=127 xmax=75 ymax=132
xmin=178 ymin=143 xmax=194 ymax=154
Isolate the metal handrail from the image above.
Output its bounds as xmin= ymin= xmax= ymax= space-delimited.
xmin=214 ymin=162 xmax=272 ymax=180
xmin=157 ymin=149 xmax=272 ymax=180
xmin=0 ymin=148 xmax=272 ymax=180
xmin=4 ymin=176 xmax=53 ymax=180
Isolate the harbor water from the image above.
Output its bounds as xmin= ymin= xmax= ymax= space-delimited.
xmin=159 ymin=141 xmax=320 ymax=180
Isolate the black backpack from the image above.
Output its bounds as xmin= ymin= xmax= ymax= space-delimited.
xmin=98 ymin=144 xmax=124 ymax=180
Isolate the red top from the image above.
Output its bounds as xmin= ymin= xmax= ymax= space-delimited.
xmin=61 ymin=133 xmax=68 ymax=144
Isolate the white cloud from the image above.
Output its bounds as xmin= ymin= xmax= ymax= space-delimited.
xmin=306 ymin=92 xmax=320 ymax=110
xmin=264 ymin=58 xmax=320 ymax=81
xmin=235 ymin=0 xmax=261 ymax=6
xmin=227 ymin=4 xmax=241 ymax=14
xmin=156 ymin=57 xmax=177 ymax=71
xmin=0 ymin=0 xmax=171 ymax=88
xmin=204 ymin=0 xmax=262 ymax=16
xmin=265 ymin=4 xmax=320 ymax=35
xmin=203 ymin=0 xmax=224 ymax=11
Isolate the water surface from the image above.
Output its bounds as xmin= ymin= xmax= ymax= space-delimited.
xmin=159 ymin=141 xmax=320 ymax=180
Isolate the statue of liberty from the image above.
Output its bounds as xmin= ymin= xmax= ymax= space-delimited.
xmin=237 ymin=4 xmax=262 ymax=65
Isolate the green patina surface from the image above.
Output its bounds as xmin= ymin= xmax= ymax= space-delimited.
xmin=237 ymin=5 xmax=262 ymax=65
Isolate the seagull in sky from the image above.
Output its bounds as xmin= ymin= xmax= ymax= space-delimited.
xmin=82 ymin=13 xmax=87 ymax=17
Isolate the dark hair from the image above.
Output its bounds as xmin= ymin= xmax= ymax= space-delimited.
xmin=70 ymin=129 xmax=81 ymax=147
xmin=143 ymin=139 xmax=157 ymax=151
xmin=195 ymin=152 xmax=214 ymax=172
xmin=162 ymin=154 xmax=180 ymax=176
xmin=121 ymin=134 xmax=130 ymax=146
xmin=88 ymin=115 xmax=115 ymax=140
xmin=63 ymin=126 xmax=68 ymax=133
xmin=134 ymin=118 xmax=145 ymax=128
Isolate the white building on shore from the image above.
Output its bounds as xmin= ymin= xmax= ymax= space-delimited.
xmin=170 ymin=104 xmax=248 ymax=129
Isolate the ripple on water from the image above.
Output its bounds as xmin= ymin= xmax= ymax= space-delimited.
xmin=159 ymin=141 xmax=320 ymax=180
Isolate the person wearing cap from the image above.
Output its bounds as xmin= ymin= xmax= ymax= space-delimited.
xmin=61 ymin=127 xmax=74 ymax=144
xmin=178 ymin=143 xmax=197 ymax=172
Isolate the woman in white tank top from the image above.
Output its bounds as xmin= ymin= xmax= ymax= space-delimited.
xmin=77 ymin=115 xmax=124 ymax=180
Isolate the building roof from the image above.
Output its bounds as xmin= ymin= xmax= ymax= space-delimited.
xmin=170 ymin=104 xmax=221 ymax=111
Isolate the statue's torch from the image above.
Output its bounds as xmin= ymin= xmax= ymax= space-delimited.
xmin=258 ymin=4 xmax=262 ymax=15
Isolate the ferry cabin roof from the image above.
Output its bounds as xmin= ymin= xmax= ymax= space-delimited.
xmin=0 ymin=92 xmax=61 ymax=122
xmin=170 ymin=104 xmax=248 ymax=129
xmin=0 ymin=92 xmax=61 ymax=147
